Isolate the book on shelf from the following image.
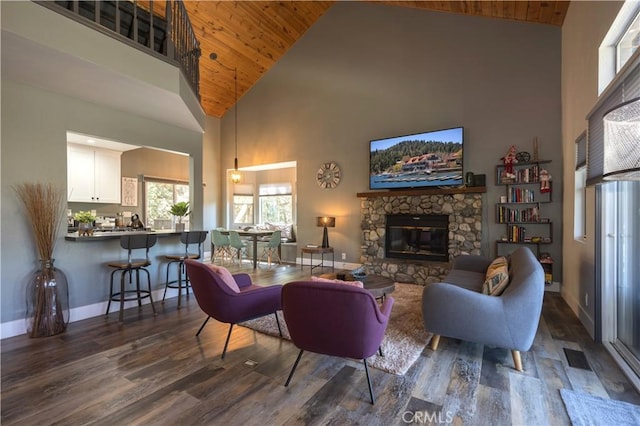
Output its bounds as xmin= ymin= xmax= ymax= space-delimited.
xmin=306 ymin=244 xmax=318 ymax=248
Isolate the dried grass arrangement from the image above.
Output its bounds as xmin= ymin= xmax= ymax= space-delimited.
xmin=14 ymin=182 xmax=66 ymax=260
xmin=14 ymin=182 xmax=69 ymax=337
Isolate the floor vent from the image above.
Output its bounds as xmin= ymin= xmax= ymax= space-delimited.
xmin=563 ymin=348 xmax=592 ymax=371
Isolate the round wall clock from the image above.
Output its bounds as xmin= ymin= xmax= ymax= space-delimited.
xmin=316 ymin=162 xmax=342 ymax=189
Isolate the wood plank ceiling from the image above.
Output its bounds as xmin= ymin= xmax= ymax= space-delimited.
xmin=184 ymin=1 xmax=570 ymax=118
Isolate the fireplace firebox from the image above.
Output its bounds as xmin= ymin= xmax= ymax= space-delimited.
xmin=385 ymin=214 xmax=449 ymax=262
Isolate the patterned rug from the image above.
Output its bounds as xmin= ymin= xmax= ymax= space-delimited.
xmin=239 ymin=283 xmax=431 ymax=375
xmin=560 ymin=389 xmax=640 ymax=426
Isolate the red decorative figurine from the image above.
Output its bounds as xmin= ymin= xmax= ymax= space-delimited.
xmin=540 ymin=169 xmax=551 ymax=193
xmin=502 ymin=145 xmax=517 ymax=180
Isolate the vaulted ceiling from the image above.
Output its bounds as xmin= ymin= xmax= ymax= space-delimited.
xmin=184 ymin=1 xmax=570 ymax=118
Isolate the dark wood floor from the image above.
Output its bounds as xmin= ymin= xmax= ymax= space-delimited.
xmin=2 ymin=262 xmax=640 ymax=425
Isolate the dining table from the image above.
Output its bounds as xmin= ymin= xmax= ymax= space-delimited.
xmin=213 ymin=229 xmax=275 ymax=269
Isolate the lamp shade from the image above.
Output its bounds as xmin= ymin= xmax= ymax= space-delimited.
xmin=316 ymin=216 xmax=336 ymax=227
xmin=603 ymin=97 xmax=640 ymax=181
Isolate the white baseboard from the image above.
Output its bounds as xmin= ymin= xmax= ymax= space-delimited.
xmin=1 ymin=287 xmax=179 ymax=339
xmin=545 ymin=281 xmax=561 ymax=292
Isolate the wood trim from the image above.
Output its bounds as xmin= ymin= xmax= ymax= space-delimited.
xmin=357 ymin=186 xmax=486 ymax=198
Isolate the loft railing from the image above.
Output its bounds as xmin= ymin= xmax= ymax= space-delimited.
xmin=36 ymin=0 xmax=200 ymax=100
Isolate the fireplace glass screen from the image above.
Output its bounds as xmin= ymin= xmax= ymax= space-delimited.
xmin=385 ymin=214 xmax=449 ymax=262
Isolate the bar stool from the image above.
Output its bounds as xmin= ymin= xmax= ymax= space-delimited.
xmin=105 ymin=234 xmax=158 ymax=323
xmin=162 ymin=230 xmax=208 ymax=309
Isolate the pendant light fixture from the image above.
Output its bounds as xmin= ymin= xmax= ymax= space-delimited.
xmin=210 ymin=53 xmax=241 ymax=184
xmin=230 ymin=66 xmax=241 ymax=184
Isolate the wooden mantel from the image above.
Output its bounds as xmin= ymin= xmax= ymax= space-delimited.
xmin=356 ymin=186 xmax=486 ymax=198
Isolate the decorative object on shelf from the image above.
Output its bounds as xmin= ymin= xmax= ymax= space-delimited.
xmin=539 ymin=169 xmax=551 ymax=193
xmin=539 ymin=252 xmax=554 ymax=285
xmin=14 ymin=182 xmax=70 ymax=337
xmin=316 ymin=162 xmax=341 ymax=189
xmin=472 ymin=174 xmax=486 ymax=187
xmin=501 ymin=145 xmax=518 ymax=180
xmin=532 ymin=136 xmax=539 ymax=161
xmin=128 ymin=213 xmax=145 ymax=229
xmin=316 ymin=216 xmax=336 ymax=248
xmin=211 ymin=52 xmax=242 ymax=184
xmin=74 ymin=210 xmax=96 ymax=236
xmin=515 ymin=151 xmax=531 ymax=162
xmin=465 ymin=172 xmax=475 ymax=186
xmin=170 ymin=201 xmax=190 ymax=232
xmin=115 ymin=212 xmax=125 ymax=228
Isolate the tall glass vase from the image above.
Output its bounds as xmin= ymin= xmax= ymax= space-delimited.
xmin=26 ymin=259 xmax=69 ymax=337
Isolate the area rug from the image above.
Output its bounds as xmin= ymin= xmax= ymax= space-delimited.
xmin=560 ymin=388 xmax=640 ymax=426
xmin=239 ymin=283 xmax=431 ymax=376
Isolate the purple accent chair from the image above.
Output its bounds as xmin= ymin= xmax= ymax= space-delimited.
xmin=184 ymin=259 xmax=283 ymax=359
xmin=282 ymin=281 xmax=394 ymax=404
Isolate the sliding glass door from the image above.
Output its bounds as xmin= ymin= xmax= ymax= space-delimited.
xmin=603 ymin=181 xmax=640 ymax=373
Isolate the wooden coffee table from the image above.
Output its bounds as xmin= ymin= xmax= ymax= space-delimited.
xmin=319 ymin=271 xmax=395 ymax=301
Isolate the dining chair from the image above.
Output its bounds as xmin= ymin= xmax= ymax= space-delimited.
xmin=228 ymin=230 xmax=248 ymax=266
xmin=258 ymin=230 xmax=282 ymax=267
xmin=211 ymin=229 xmax=231 ymax=264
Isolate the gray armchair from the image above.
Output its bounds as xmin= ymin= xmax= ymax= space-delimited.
xmin=422 ymin=247 xmax=544 ymax=371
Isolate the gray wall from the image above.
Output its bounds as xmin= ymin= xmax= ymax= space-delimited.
xmin=220 ymin=3 xmax=563 ymax=273
xmin=1 ymin=2 xmax=207 ymax=328
xmin=0 ymin=80 xmax=203 ymax=325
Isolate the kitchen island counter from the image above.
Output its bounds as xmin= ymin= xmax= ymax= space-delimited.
xmin=65 ymin=230 xmax=182 ymax=242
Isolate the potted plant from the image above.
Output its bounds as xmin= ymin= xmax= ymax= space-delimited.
xmin=74 ymin=210 xmax=96 ymax=236
xmin=169 ymin=201 xmax=190 ymax=232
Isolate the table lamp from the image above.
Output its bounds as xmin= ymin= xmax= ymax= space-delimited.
xmin=316 ymin=216 xmax=335 ymax=248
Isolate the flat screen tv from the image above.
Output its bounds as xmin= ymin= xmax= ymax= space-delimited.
xmin=369 ymin=127 xmax=464 ymax=190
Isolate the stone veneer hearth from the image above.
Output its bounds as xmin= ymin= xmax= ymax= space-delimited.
xmin=360 ymin=191 xmax=483 ymax=285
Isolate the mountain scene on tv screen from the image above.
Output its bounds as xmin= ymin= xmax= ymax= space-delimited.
xmin=370 ymin=139 xmax=463 ymax=189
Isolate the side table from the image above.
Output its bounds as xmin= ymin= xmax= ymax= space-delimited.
xmin=301 ymin=246 xmax=334 ymax=272
xmin=320 ymin=271 xmax=395 ymax=302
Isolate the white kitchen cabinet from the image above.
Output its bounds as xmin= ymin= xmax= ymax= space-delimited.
xmin=67 ymin=144 xmax=121 ymax=203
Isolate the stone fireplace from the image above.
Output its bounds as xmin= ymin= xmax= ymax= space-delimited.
xmin=359 ymin=189 xmax=484 ymax=285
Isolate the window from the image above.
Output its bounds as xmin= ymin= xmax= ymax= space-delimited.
xmin=617 ymin=11 xmax=640 ymax=72
xmin=231 ymin=184 xmax=254 ymax=226
xmin=575 ymin=131 xmax=587 ymax=240
xmin=233 ymin=195 xmax=254 ymax=224
xmin=574 ymin=167 xmax=587 ymax=240
xmin=599 ymin=2 xmax=640 ymax=93
xmin=144 ymin=179 xmax=189 ymax=230
xmin=259 ymin=183 xmax=293 ymax=224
